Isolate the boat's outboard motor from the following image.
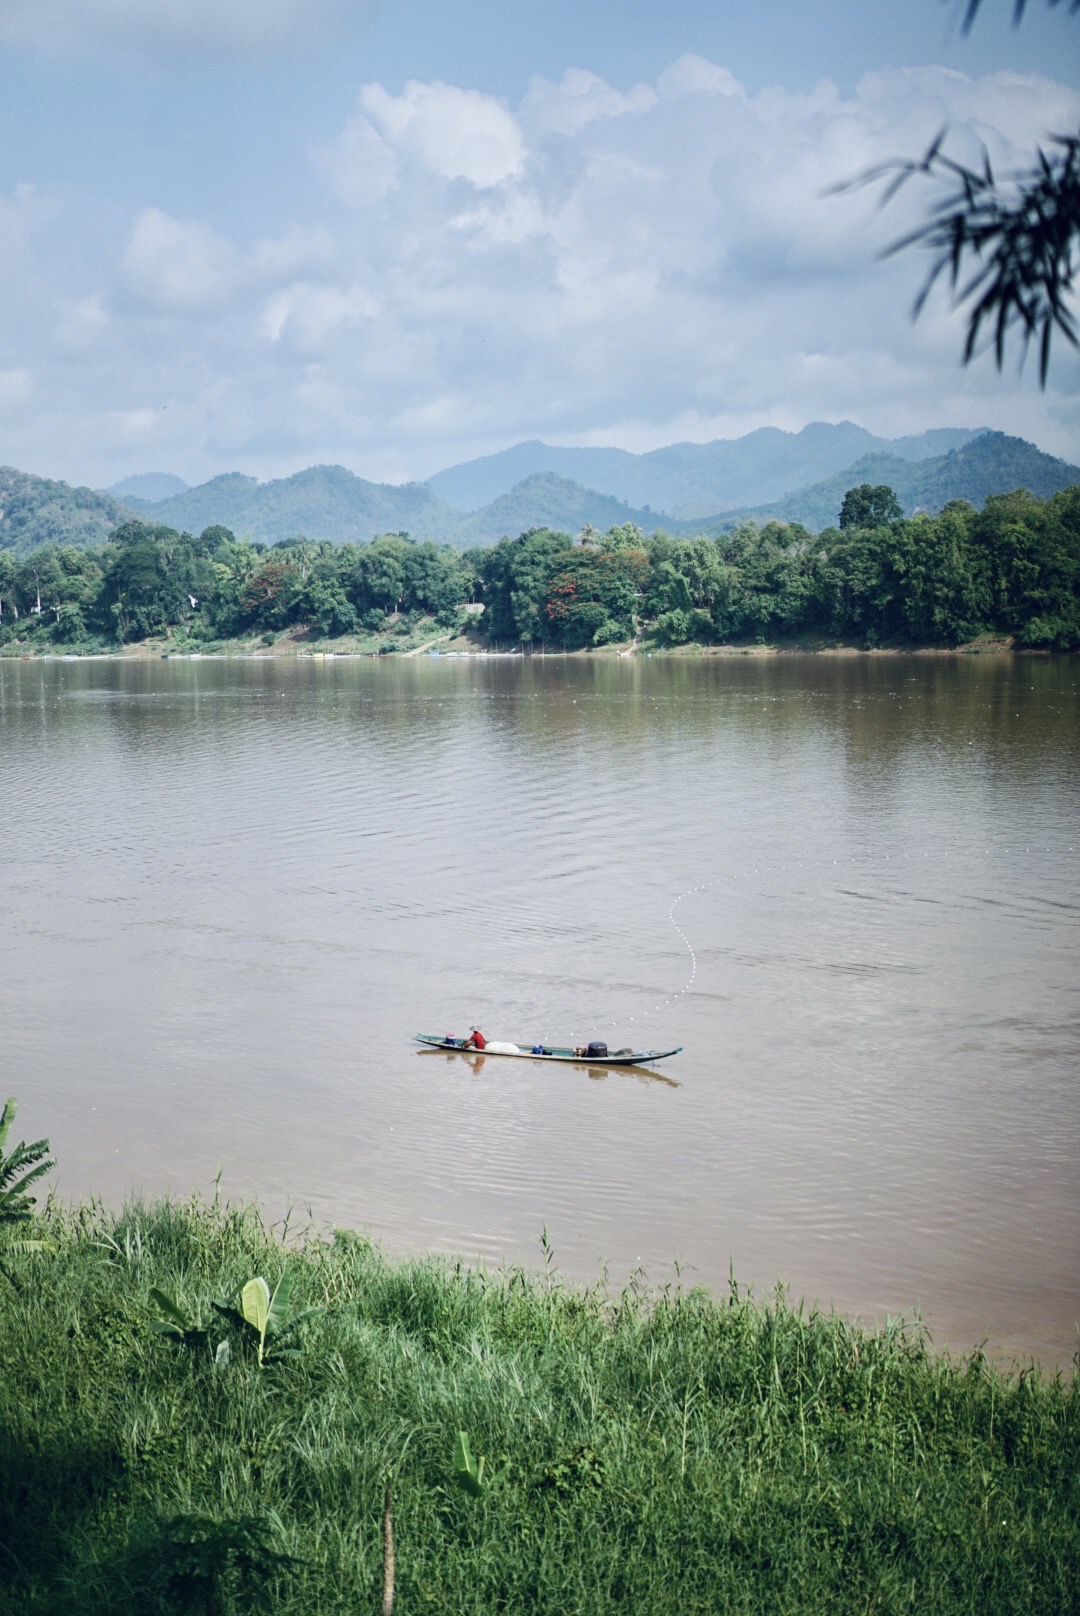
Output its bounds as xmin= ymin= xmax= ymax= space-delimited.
xmin=586 ymin=1042 xmax=608 ymax=1058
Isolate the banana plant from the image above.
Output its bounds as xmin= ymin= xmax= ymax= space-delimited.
xmin=135 ymin=1511 xmax=301 ymax=1614
xmin=213 ymin=1273 xmax=322 ymax=1367
xmin=0 ymin=1097 xmax=55 ymax=1256
xmin=149 ymin=1289 xmax=219 ymax=1358
xmin=451 ymin=1431 xmax=505 ymax=1499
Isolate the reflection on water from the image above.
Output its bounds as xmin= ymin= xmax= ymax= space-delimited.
xmin=414 ymin=1047 xmax=681 ymax=1087
xmin=2 ymin=653 xmax=1078 ymax=1365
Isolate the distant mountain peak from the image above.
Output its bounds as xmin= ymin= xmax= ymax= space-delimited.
xmin=105 ymin=471 xmax=190 ymax=503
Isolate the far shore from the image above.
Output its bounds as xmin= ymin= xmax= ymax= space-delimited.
xmin=1 ymin=628 xmax=1061 ymax=662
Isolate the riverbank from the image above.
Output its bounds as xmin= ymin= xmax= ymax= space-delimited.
xmin=0 ymin=621 xmax=1038 ymax=659
xmin=2 ymin=1195 xmax=1076 ymax=1615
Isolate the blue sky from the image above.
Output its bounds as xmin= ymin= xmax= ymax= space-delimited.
xmin=0 ymin=0 xmax=1076 ymax=488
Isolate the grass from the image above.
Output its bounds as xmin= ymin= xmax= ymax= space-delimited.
xmin=1 ymin=1196 xmax=1077 ymax=1615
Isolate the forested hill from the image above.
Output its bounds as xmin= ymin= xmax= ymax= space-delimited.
xmin=425 ymin=423 xmax=984 ymax=516
xmin=137 ymin=464 xmax=469 ymax=547
xmin=0 ymin=467 xmax=135 ymax=557
xmin=722 ymin=433 xmax=1080 ymax=530
xmin=464 ymin=472 xmax=665 ymax=543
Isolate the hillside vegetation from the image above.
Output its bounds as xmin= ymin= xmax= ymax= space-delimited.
xmin=143 ymin=466 xmax=469 ymax=549
xmin=0 ymin=467 xmax=135 ymax=557
xmin=1 ymin=483 xmax=1078 ymax=653
xmin=8 ymin=430 xmax=1077 ymax=558
xmin=2 ymin=1190 xmax=1077 ymax=1616
xmin=465 ymin=471 xmax=662 ymax=543
xmin=108 ymin=432 xmax=1080 ymax=545
xmin=725 ymin=434 xmax=1080 ymax=531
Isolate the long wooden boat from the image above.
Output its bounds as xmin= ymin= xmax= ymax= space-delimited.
xmin=414 ymin=1034 xmax=683 ymax=1066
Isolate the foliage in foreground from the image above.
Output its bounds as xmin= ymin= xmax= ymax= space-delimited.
xmin=0 ymin=1097 xmax=55 ymax=1259
xmin=0 ymin=1197 xmax=1077 ymax=1615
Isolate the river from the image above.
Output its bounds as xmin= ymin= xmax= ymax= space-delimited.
xmin=3 ymin=652 xmax=1077 ymax=1365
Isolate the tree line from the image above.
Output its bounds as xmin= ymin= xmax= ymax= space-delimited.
xmin=0 ymin=484 xmax=1077 ymax=652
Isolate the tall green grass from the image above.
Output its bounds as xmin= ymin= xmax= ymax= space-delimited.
xmin=1 ymin=1196 xmax=1076 ymax=1614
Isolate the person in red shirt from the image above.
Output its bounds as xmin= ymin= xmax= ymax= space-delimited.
xmin=462 ymin=1026 xmax=486 ymax=1050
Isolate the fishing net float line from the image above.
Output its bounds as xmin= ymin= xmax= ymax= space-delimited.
xmin=592 ymin=843 xmax=1076 ymax=1036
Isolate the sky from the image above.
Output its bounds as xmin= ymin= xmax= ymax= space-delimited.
xmin=0 ymin=0 xmax=1077 ymax=489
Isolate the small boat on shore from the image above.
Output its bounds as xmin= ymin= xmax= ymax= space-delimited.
xmin=414 ymin=1034 xmax=683 ymax=1067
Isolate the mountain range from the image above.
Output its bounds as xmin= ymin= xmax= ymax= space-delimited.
xmin=1 ymin=425 xmax=1077 ymax=558
xmin=716 ymin=432 xmax=1080 ymax=531
xmin=101 ymin=428 xmax=1080 ymax=544
xmin=423 ymin=423 xmax=986 ymax=517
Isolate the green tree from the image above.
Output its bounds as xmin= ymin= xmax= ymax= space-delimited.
xmin=473 ymin=529 xmax=574 ymax=643
xmin=838 ymin=485 xmax=903 ymax=530
xmin=240 ymin=555 xmax=301 ymax=632
xmin=709 ymin=522 xmax=820 ymax=642
xmin=816 ymin=525 xmax=907 ymax=644
xmin=899 ymin=503 xmax=988 ymax=642
xmin=302 ymin=567 xmax=358 ymax=637
xmin=0 ymin=549 xmax=17 ymax=628
xmin=98 ymin=522 xmax=209 ymax=642
xmin=598 ymin=522 xmax=645 ymax=553
xmin=397 ymin=541 xmax=469 ymax=621
xmin=543 ymin=547 xmax=649 ymax=648
xmin=200 ymin=531 xmax=258 ymax=637
xmin=352 ymin=536 xmax=410 ymax=618
xmin=972 ymin=485 xmax=1080 ymax=643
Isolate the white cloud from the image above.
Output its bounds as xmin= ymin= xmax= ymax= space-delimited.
xmin=327 ymin=80 xmax=527 ymax=193
xmin=656 ymin=55 xmax=744 ymax=102
xmin=0 ymin=366 xmax=33 ymax=411
xmin=52 ymin=294 xmax=110 ymax=357
xmin=522 ymin=67 xmax=658 ymax=136
xmin=318 ymin=110 xmax=399 ymax=208
xmin=261 ymin=282 xmax=380 ymax=351
xmin=0 ymin=182 xmax=56 ymax=272
xmin=120 ymin=210 xmax=335 ymax=316
xmin=5 ymin=55 xmax=1079 ymax=485
xmin=0 ymin=0 xmax=373 ymax=61
xmin=122 ymin=209 xmax=240 ymax=315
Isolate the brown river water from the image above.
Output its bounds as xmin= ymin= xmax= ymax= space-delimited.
xmin=2 ymin=653 xmax=1078 ymax=1366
